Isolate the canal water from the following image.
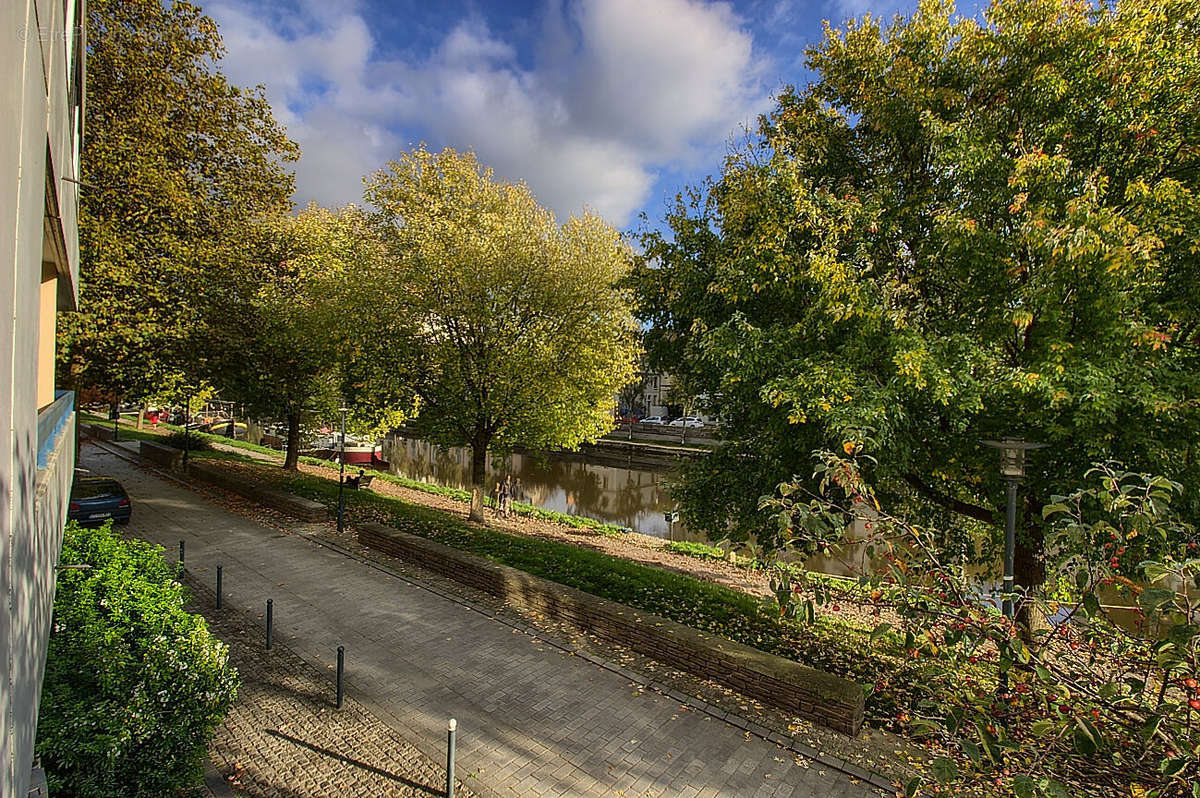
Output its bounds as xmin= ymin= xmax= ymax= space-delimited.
xmin=380 ymin=435 xmax=698 ymax=539
xmin=378 ymin=436 xmax=1192 ymax=634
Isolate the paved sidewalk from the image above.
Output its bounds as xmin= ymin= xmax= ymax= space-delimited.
xmin=186 ymin=573 xmax=471 ymax=798
xmin=83 ymin=444 xmax=877 ymax=798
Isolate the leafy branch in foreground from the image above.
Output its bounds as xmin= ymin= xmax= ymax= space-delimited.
xmin=762 ymin=451 xmax=1200 ymax=797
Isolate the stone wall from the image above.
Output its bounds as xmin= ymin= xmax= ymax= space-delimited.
xmin=357 ymin=522 xmax=865 ymax=735
xmin=139 ymin=440 xmax=183 ymax=470
xmin=187 ymin=463 xmax=328 ymax=522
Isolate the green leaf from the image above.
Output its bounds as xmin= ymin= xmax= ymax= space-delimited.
xmin=1139 ymin=716 xmax=1164 ymax=747
xmin=1042 ymin=502 xmax=1069 ymax=519
xmin=1073 ymin=718 xmax=1100 ymax=755
xmin=1012 ymin=774 xmax=1036 ymax=798
xmin=930 ymin=757 xmax=958 ymax=784
xmin=1039 ymin=778 xmax=1071 ymax=798
xmin=869 ymin=622 xmax=892 ymax=642
xmin=974 ymin=720 xmax=1001 ymax=763
xmin=904 ymin=776 xmax=922 ymax=798
xmin=1030 ymin=720 xmax=1057 ymax=737
xmin=960 ymin=738 xmax=981 ymax=766
xmin=1138 ymin=588 xmax=1174 ymax=612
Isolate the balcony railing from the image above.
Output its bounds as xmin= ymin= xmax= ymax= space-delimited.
xmin=37 ymin=390 xmax=74 ymax=470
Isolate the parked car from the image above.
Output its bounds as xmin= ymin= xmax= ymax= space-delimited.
xmin=639 ymin=416 xmax=668 ymax=425
xmin=68 ymin=477 xmax=131 ymax=526
xmin=668 ymin=416 xmax=705 ymax=428
xmin=615 ymin=413 xmax=642 ymax=424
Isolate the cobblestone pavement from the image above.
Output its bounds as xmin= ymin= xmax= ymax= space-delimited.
xmin=186 ymin=575 xmax=472 ymax=798
xmin=83 ymin=444 xmax=878 ymax=798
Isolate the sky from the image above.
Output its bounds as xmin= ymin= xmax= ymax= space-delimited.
xmin=205 ymin=0 xmax=921 ymax=233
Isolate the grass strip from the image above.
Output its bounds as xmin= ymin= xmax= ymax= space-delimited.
xmin=203 ymin=458 xmax=960 ymax=725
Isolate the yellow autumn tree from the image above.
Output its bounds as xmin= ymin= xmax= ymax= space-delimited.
xmin=354 ymin=146 xmax=640 ymax=521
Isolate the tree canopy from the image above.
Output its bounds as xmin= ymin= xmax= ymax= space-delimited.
xmin=635 ymin=0 xmax=1200 ymax=589
xmin=356 ymin=146 xmax=640 ymax=520
xmin=205 ymin=205 xmax=386 ymax=469
xmin=60 ymin=0 xmax=298 ymax=399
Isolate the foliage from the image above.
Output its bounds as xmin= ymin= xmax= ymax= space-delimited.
xmin=60 ymin=0 xmax=298 ymax=400
xmin=163 ymin=429 xmax=211 ymax=451
xmin=36 ymin=522 xmax=238 ymax=796
xmin=206 ymin=205 xmax=393 ymax=469
xmin=634 ymin=0 xmax=1200 ymax=595
xmin=663 ymin=540 xmax=730 ymax=561
xmin=762 ymin=452 xmax=1200 ymax=797
xmin=354 ymin=146 xmax=640 ymax=516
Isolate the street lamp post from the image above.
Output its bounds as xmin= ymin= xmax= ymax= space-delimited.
xmin=337 ymin=406 xmax=349 ymax=534
xmin=982 ymin=438 xmax=1047 ymax=620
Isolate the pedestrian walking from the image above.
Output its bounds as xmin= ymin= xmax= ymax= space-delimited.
xmin=499 ymin=478 xmax=510 ymax=517
xmin=491 ymin=482 xmax=501 ymax=513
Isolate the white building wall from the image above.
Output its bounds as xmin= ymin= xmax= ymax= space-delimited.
xmin=2 ymin=0 xmax=83 ymax=794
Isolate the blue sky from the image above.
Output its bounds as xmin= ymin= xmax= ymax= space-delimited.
xmin=207 ymin=0 xmax=922 ymax=233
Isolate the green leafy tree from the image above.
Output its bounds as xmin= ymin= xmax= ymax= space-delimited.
xmin=357 ymin=146 xmax=640 ymax=521
xmin=37 ymin=522 xmax=238 ymax=796
xmin=59 ymin=0 xmax=298 ymax=401
xmin=207 ymin=205 xmax=392 ymax=469
xmin=636 ymin=0 xmax=1200 ymax=606
xmin=764 ymin=452 xmax=1200 ymax=797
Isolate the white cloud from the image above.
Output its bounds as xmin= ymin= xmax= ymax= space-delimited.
xmin=206 ymin=0 xmax=770 ymax=226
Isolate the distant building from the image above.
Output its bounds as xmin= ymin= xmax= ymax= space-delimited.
xmin=633 ymin=372 xmax=714 ymax=424
xmin=1 ymin=1 xmax=86 ymax=795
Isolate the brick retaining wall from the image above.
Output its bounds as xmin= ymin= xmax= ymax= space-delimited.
xmin=139 ymin=440 xmax=183 ymax=470
xmin=357 ymin=522 xmax=865 ymax=735
xmin=187 ymin=462 xmax=329 ymax=522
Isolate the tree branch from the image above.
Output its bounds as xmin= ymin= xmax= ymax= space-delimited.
xmin=902 ymin=473 xmax=996 ymax=525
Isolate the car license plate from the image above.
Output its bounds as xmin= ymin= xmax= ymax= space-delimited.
xmin=89 ymin=512 xmax=108 ymax=519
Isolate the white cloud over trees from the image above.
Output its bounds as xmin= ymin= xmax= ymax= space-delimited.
xmin=207 ymin=0 xmax=770 ymax=226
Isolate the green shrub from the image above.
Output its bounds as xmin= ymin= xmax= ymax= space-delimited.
xmin=162 ymin=429 xmax=211 ymax=451
xmin=36 ymin=522 xmax=238 ymax=797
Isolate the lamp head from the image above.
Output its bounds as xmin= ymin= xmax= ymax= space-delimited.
xmin=982 ymin=437 xmax=1047 ymax=479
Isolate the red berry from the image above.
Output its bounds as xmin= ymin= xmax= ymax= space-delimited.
xmin=1059 ymin=704 xmax=1071 ymax=714
xmin=1184 ymin=678 xmax=1198 ymax=690
xmin=1189 ymin=698 xmax=1200 ymax=711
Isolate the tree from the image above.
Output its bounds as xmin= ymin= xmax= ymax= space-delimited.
xmin=635 ymin=0 xmax=1200 ymax=606
xmin=207 ymin=205 xmax=388 ymax=470
xmin=59 ymin=0 xmax=298 ymax=401
xmin=357 ymin=146 xmax=640 ymax=521
xmin=37 ymin=523 xmax=238 ymax=796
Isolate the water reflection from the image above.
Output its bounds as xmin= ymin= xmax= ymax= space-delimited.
xmin=380 ymin=435 xmax=699 ymax=540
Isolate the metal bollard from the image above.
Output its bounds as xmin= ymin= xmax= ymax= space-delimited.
xmin=178 ymin=540 xmax=185 ymax=572
xmin=446 ymin=718 xmax=457 ymax=798
xmin=265 ymin=599 xmax=273 ymax=650
xmin=215 ymin=565 xmax=223 ymax=609
xmin=336 ymin=646 xmax=345 ymax=708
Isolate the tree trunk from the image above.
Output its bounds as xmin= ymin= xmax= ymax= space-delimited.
xmin=283 ymin=411 xmax=301 ymax=470
xmin=468 ymin=433 xmax=490 ymax=523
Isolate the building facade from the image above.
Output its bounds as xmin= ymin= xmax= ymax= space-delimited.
xmin=1 ymin=0 xmax=85 ymax=795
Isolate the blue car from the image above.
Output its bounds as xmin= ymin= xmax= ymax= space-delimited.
xmin=68 ymin=477 xmax=131 ymax=526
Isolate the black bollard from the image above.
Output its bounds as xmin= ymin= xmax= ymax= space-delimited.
xmin=336 ymin=646 xmax=345 ymax=708
xmin=178 ymin=540 xmax=185 ymax=572
xmin=265 ymin=599 xmax=273 ymax=650
xmin=215 ymin=565 xmax=223 ymax=609
xmin=446 ymin=718 xmax=457 ymax=798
